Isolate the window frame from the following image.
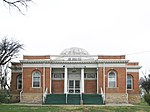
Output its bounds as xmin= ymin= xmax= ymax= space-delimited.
xmin=32 ymin=71 xmax=41 ymax=88
xmin=127 ymin=75 xmax=133 ymax=90
xmin=108 ymin=71 xmax=117 ymax=88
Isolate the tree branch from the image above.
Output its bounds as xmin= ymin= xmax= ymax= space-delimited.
xmin=0 ymin=37 xmax=23 ymax=66
xmin=3 ymin=0 xmax=32 ymax=15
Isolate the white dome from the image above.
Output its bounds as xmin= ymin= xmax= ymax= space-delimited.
xmin=60 ymin=47 xmax=89 ymax=56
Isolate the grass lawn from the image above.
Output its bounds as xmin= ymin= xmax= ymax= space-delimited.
xmin=0 ymin=104 xmax=150 ymax=112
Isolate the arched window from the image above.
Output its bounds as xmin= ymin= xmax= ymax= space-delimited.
xmin=108 ymin=71 xmax=116 ymax=88
xmin=17 ymin=75 xmax=22 ymax=90
xmin=32 ymin=71 xmax=41 ymax=88
xmin=127 ymin=75 xmax=133 ymax=89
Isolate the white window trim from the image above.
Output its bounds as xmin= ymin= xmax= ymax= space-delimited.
xmin=32 ymin=71 xmax=41 ymax=88
xmin=108 ymin=71 xmax=117 ymax=88
xmin=127 ymin=75 xmax=133 ymax=90
xmin=17 ymin=75 xmax=22 ymax=90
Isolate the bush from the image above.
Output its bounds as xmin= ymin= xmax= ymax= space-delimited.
xmin=144 ymin=94 xmax=150 ymax=106
xmin=0 ymin=90 xmax=10 ymax=103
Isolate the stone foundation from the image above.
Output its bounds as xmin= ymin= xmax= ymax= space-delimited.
xmin=20 ymin=93 xmax=42 ymax=104
xmin=128 ymin=94 xmax=140 ymax=104
xmin=106 ymin=93 xmax=128 ymax=103
xmin=10 ymin=94 xmax=20 ymax=103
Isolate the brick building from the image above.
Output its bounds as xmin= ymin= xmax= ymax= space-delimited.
xmin=10 ymin=47 xmax=141 ymax=104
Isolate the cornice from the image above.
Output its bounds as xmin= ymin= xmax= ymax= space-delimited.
xmin=20 ymin=59 xmax=51 ymax=64
xmin=20 ymin=59 xmax=96 ymax=64
xmin=97 ymin=59 xmax=129 ymax=63
xmin=20 ymin=59 xmax=130 ymax=64
xmin=50 ymin=60 xmax=97 ymax=64
xmin=127 ymin=66 xmax=142 ymax=69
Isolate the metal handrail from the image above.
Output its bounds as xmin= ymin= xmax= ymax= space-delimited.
xmin=66 ymin=92 xmax=68 ymax=104
xmin=80 ymin=93 xmax=82 ymax=101
xmin=43 ymin=88 xmax=48 ymax=103
xmin=80 ymin=93 xmax=83 ymax=105
xmin=101 ymin=87 xmax=105 ymax=104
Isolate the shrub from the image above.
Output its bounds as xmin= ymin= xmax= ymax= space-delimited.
xmin=0 ymin=90 xmax=10 ymax=103
xmin=144 ymin=94 xmax=150 ymax=106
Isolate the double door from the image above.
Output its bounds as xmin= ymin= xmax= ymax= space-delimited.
xmin=68 ymin=80 xmax=80 ymax=94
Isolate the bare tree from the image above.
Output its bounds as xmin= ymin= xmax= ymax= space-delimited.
xmin=140 ymin=71 xmax=150 ymax=94
xmin=0 ymin=37 xmax=23 ymax=89
xmin=1 ymin=63 xmax=10 ymax=89
xmin=2 ymin=0 xmax=32 ymax=14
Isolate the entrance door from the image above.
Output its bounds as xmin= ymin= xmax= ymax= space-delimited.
xmin=68 ymin=80 xmax=80 ymax=94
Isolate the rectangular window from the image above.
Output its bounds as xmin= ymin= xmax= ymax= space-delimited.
xmin=54 ymin=74 xmax=62 ymax=78
xmin=32 ymin=72 xmax=41 ymax=88
xmin=17 ymin=75 xmax=22 ymax=90
xmin=84 ymin=73 xmax=96 ymax=80
xmin=52 ymin=73 xmax=64 ymax=80
xmin=109 ymin=80 xmax=116 ymax=88
xmin=108 ymin=72 xmax=116 ymax=88
xmin=87 ymin=74 xmax=96 ymax=78
xmin=127 ymin=75 xmax=132 ymax=89
xmin=127 ymin=81 xmax=132 ymax=89
xmin=33 ymin=77 xmax=40 ymax=87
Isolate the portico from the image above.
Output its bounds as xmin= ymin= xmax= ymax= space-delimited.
xmin=51 ymin=66 xmax=97 ymax=94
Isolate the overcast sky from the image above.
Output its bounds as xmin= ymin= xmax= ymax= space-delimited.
xmin=0 ymin=0 xmax=150 ymax=74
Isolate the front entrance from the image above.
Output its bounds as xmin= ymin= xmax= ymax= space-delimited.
xmin=68 ymin=80 xmax=80 ymax=94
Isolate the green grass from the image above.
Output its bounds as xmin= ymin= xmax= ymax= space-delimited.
xmin=133 ymin=98 xmax=149 ymax=106
xmin=0 ymin=104 xmax=150 ymax=112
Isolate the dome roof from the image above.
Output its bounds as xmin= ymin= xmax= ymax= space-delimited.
xmin=60 ymin=47 xmax=89 ymax=56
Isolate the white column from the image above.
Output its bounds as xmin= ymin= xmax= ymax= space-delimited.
xmin=50 ymin=67 xmax=52 ymax=94
xmin=81 ymin=68 xmax=84 ymax=93
xmin=42 ymin=64 xmax=46 ymax=103
xmin=125 ymin=63 xmax=128 ymax=103
xmin=97 ymin=67 xmax=99 ymax=94
xmin=64 ymin=67 xmax=68 ymax=94
xmin=103 ymin=63 xmax=106 ymax=101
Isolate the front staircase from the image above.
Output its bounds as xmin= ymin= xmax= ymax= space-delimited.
xmin=44 ymin=94 xmax=103 ymax=105
xmin=82 ymin=94 xmax=103 ymax=105
xmin=45 ymin=94 xmax=66 ymax=104
xmin=67 ymin=94 xmax=80 ymax=105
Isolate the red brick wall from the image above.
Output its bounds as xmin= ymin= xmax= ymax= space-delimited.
xmin=98 ymin=67 xmax=103 ymax=93
xmin=105 ymin=67 xmax=126 ymax=93
xmin=98 ymin=67 xmax=126 ymax=94
xmin=127 ymin=61 xmax=140 ymax=94
xmin=23 ymin=68 xmax=43 ymax=93
xmin=45 ymin=68 xmax=50 ymax=93
xmin=23 ymin=55 xmax=50 ymax=59
xmin=23 ymin=67 xmax=50 ymax=93
xmin=52 ymin=80 xmax=64 ymax=94
xmin=127 ymin=62 xmax=139 ymax=66
xmin=98 ymin=55 xmax=125 ymax=59
xmin=127 ymin=72 xmax=139 ymax=94
xmin=84 ymin=80 xmax=97 ymax=93
xmin=10 ymin=73 xmax=21 ymax=94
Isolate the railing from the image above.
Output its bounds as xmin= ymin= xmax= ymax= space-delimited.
xmin=65 ymin=92 xmax=68 ymax=104
xmin=20 ymin=90 xmax=23 ymax=102
xmin=80 ymin=93 xmax=83 ymax=105
xmin=43 ymin=88 xmax=48 ymax=103
xmin=101 ymin=87 xmax=105 ymax=104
